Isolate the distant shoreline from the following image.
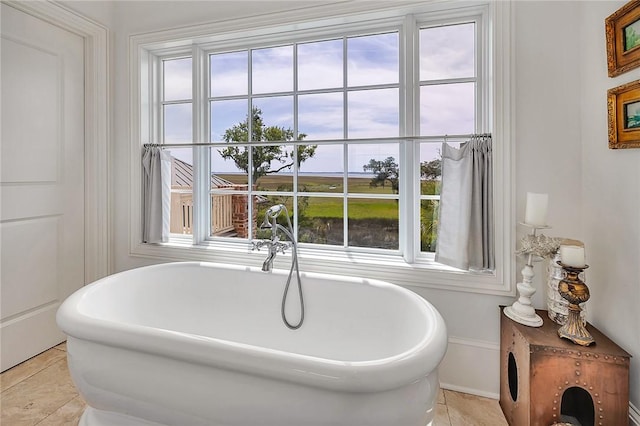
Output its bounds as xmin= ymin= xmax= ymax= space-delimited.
xmin=215 ymin=172 xmax=376 ymax=179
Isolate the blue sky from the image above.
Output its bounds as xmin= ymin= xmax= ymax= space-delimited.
xmin=163 ymin=24 xmax=475 ymax=175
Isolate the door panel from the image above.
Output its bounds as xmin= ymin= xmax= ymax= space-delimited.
xmin=2 ymin=218 xmax=60 ymax=318
xmin=1 ymin=3 xmax=85 ymax=371
xmin=1 ymin=36 xmax=60 ymax=183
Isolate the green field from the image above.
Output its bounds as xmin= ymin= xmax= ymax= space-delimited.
xmin=217 ymin=174 xmax=439 ymax=250
xmin=218 ymin=174 xmax=396 ymax=193
xmin=218 ymin=174 xmax=399 ymax=219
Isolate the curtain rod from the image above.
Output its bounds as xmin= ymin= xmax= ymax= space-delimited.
xmin=143 ymin=133 xmax=491 ymax=148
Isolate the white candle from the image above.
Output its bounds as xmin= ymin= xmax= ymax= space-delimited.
xmin=524 ymin=192 xmax=548 ymax=226
xmin=560 ymin=245 xmax=585 ymax=268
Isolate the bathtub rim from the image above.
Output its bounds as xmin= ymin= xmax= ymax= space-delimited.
xmin=57 ymin=261 xmax=448 ymax=393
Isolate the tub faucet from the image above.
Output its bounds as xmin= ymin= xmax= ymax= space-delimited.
xmin=250 ymin=204 xmax=305 ymax=329
xmin=253 ymin=235 xmax=288 ymax=272
xmin=252 ymin=204 xmax=290 ymax=272
xmin=262 ymin=244 xmax=277 ymax=271
xmin=263 ymin=239 xmax=287 ymax=271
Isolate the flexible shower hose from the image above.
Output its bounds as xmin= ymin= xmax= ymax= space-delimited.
xmin=275 ymin=217 xmax=304 ymax=330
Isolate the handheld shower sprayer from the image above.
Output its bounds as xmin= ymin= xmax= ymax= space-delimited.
xmin=266 ymin=204 xmax=284 ymax=217
xmin=260 ymin=204 xmax=285 ymax=230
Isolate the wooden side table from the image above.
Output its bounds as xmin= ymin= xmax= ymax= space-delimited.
xmin=499 ymin=307 xmax=631 ymax=426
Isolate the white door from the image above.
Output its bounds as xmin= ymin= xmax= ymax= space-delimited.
xmin=1 ymin=3 xmax=85 ymax=372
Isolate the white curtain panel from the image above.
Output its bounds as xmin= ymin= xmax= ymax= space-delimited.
xmin=435 ymin=136 xmax=494 ymax=271
xmin=142 ymin=146 xmax=171 ymax=243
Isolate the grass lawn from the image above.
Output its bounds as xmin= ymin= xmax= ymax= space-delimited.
xmin=298 ymin=197 xmax=398 ymax=219
xmin=218 ymin=174 xmax=399 ymax=219
xmin=212 ymin=174 xmax=438 ymax=250
xmin=217 ymin=174 xmax=396 ymax=194
xmin=216 ymin=174 xmax=436 ymax=227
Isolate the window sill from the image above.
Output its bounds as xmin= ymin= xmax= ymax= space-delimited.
xmin=130 ymin=239 xmax=511 ymax=296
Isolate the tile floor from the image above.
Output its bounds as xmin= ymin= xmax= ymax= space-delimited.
xmin=1 ymin=344 xmax=508 ymax=426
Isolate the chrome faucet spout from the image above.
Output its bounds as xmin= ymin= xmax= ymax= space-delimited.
xmin=262 ymin=246 xmax=277 ymax=272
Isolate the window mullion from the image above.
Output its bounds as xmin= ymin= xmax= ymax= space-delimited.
xmin=152 ymin=56 xmax=162 ymax=144
xmin=400 ymin=15 xmax=417 ymax=263
xmin=192 ymin=45 xmax=209 ymax=244
xmin=342 ymin=36 xmax=349 ymax=249
xmin=293 ymin=43 xmax=299 ymax=241
xmin=247 ymin=48 xmax=254 ymax=239
xmin=478 ymin=8 xmax=490 ymax=133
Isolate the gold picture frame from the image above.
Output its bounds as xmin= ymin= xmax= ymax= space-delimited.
xmin=608 ymin=79 xmax=640 ymax=149
xmin=606 ymin=0 xmax=640 ymax=77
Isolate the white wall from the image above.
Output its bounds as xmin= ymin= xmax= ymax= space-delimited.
xmin=59 ymin=0 xmax=114 ymax=28
xmin=61 ymin=0 xmax=639 ymax=412
xmin=579 ymin=1 xmax=640 ymax=417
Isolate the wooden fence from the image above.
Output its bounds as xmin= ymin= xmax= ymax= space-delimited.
xmin=170 ymin=191 xmax=235 ymax=236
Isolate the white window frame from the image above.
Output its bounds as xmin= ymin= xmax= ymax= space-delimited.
xmin=130 ymin=1 xmax=515 ymax=295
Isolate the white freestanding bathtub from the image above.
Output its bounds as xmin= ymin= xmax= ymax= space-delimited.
xmin=57 ymin=262 xmax=447 ymax=426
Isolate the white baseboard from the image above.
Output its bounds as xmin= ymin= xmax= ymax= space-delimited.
xmin=438 ymin=336 xmax=501 ymax=400
xmin=630 ymin=402 xmax=640 ymax=426
xmin=438 ymin=336 xmax=638 ymax=425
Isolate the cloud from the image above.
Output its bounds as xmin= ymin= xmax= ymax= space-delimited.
xmin=298 ymin=39 xmax=343 ymax=90
xmin=164 ymin=103 xmax=192 ymax=142
xmin=252 ymin=46 xmax=294 ymax=94
xmin=211 ymin=51 xmax=247 ymax=97
xmin=167 ymin=25 xmax=477 ymax=174
xmin=163 ymin=58 xmax=192 ymax=101
xmin=420 ymin=83 xmax=475 ymax=135
xmin=348 ymin=88 xmax=399 ymax=139
xmin=347 ymin=32 xmax=399 ymax=86
xmin=210 ymin=99 xmax=247 ymax=141
xmin=419 ymin=23 xmax=475 ymax=80
xmin=298 ymin=92 xmax=343 ymax=139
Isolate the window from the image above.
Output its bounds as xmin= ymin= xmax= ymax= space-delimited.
xmin=161 ymin=57 xmax=194 ymax=234
xmin=133 ymin=2 xmax=514 ymax=294
xmin=419 ymin=21 xmax=478 ymax=253
xmin=160 ymin=19 xmax=476 ymax=253
xmin=202 ymin=31 xmax=401 ymax=252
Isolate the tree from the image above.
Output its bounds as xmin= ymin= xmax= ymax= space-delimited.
xmin=626 ymin=27 xmax=640 ymax=51
xmin=421 ymin=159 xmax=441 ymax=180
xmin=218 ymin=107 xmax=316 ymax=184
xmin=363 ymin=157 xmax=399 ymax=194
xmin=362 ymin=155 xmax=442 ymax=251
xmin=363 ymin=157 xmax=441 ymax=195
